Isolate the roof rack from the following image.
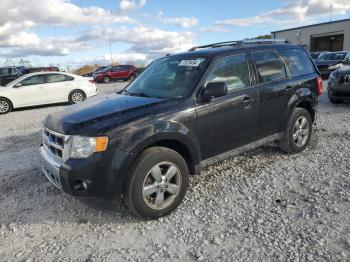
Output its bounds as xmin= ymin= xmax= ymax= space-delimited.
xmin=189 ymin=38 xmax=290 ymax=51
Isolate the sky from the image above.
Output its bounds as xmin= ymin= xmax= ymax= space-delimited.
xmin=0 ymin=0 xmax=349 ymax=68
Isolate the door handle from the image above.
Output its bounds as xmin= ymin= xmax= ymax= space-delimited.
xmin=242 ymin=96 xmax=251 ymax=104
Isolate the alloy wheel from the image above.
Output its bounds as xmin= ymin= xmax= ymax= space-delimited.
xmin=293 ymin=116 xmax=310 ymax=147
xmin=142 ymin=162 xmax=182 ymax=210
xmin=71 ymin=92 xmax=84 ymax=103
xmin=0 ymin=100 xmax=10 ymax=113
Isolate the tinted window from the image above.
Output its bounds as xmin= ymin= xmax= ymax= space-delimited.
xmin=66 ymin=75 xmax=74 ymax=81
xmin=0 ymin=68 xmax=12 ymax=75
xmin=280 ymin=49 xmax=314 ymax=76
xmin=46 ymin=74 xmax=67 ymax=83
xmin=207 ymin=54 xmax=250 ymax=91
xmin=253 ymin=51 xmax=286 ymax=83
xmin=318 ymin=52 xmax=346 ymax=61
xmin=20 ymin=75 xmax=45 ymax=86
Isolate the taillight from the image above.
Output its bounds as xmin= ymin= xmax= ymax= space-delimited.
xmin=89 ymin=79 xmax=95 ymax=84
xmin=316 ymin=77 xmax=323 ymax=96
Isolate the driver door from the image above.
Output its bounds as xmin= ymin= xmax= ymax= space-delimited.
xmin=12 ymin=75 xmax=47 ymax=107
xmin=195 ymin=53 xmax=259 ymax=158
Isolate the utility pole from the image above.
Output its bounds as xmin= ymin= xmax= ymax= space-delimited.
xmin=330 ymin=4 xmax=333 ymax=22
xmin=108 ymin=38 xmax=113 ymax=65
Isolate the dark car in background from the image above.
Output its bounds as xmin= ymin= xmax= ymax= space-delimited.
xmin=82 ymin=66 xmax=109 ymax=77
xmin=316 ymin=51 xmax=350 ymax=79
xmin=0 ymin=66 xmax=26 ymax=86
xmin=309 ymin=51 xmax=329 ymax=60
xmin=328 ymin=62 xmax=350 ymax=104
xmin=0 ymin=66 xmax=59 ymax=86
xmin=93 ymin=65 xmax=138 ymax=83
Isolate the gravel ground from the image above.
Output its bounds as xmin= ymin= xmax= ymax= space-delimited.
xmin=0 ymin=82 xmax=349 ymax=261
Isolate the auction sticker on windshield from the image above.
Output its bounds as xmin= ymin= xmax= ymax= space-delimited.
xmin=179 ymin=59 xmax=204 ymax=67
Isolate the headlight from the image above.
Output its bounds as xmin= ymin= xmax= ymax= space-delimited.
xmin=328 ymin=63 xmax=343 ymax=70
xmin=68 ymin=136 xmax=109 ymax=159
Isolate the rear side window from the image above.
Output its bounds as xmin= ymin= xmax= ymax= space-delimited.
xmin=207 ymin=53 xmax=251 ymax=91
xmin=65 ymin=75 xmax=74 ymax=81
xmin=280 ymin=49 xmax=315 ymax=76
xmin=252 ymin=51 xmax=287 ymax=83
xmin=46 ymin=74 xmax=67 ymax=83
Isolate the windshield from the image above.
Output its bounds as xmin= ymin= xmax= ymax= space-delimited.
xmin=0 ymin=68 xmax=12 ymax=75
xmin=124 ymin=56 xmax=209 ymax=99
xmin=318 ymin=52 xmax=346 ymax=61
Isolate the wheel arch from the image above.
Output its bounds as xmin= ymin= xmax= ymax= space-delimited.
xmin=288 ymin=88 xmax=317 ymax=123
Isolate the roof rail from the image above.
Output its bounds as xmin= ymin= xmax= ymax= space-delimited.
xmin=189 ymin=38 xmax=290 ymax=51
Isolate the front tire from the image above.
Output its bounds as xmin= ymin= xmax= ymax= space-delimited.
xmin=124 ymin=147 xmax=189 ymax=219
xmin=279 ymin=108 xmax=312 ymax=154
xmin=103 ymin=76 xmax=111 ymax=83
xmin=0 ymin=98 xmax=12 ymax=115
xmin=69 ymin=90 xmax=86 ymax=104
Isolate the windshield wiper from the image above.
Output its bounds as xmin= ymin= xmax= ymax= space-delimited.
xmin=122 ymin=90 xmax=154 ymax=98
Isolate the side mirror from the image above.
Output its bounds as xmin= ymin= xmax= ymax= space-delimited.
xmin=14 ymin=83 xmax=22 ymax=88
xmin=200 ymin=82 xmax=228 ymax=102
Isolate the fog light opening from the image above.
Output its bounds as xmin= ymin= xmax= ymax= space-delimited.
xmin=72 ymin=178 xmax=90 ymax=192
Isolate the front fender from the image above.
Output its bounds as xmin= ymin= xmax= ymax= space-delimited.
xmin=118 ymin=120 xmax=201 ymax=166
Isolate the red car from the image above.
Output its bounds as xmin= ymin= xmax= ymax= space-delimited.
xmin=93 ymin=65 xmax=138 ymax=83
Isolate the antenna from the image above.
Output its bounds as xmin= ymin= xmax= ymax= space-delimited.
xmin=108 ymin=38 xmax=113 ymax=65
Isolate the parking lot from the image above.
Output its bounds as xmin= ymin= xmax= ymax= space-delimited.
xmin=0 ymin=82 xmax=349 ymax=261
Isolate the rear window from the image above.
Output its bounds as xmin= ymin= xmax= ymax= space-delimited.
xmin=252 ymin=51 xmax=287 ymax=83
xmin=280 ymin=49 xmax=315 ymax=77
xmin=318 ymin=52 xmax=347 ymax=61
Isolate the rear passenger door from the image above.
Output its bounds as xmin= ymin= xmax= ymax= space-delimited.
xmin=197 ymin=53 xmax=259 ymax=156
xmin=252 ymin=50 xmax=289 ymax=138
xmin=45 ymin=73 xmax=74 ymax=103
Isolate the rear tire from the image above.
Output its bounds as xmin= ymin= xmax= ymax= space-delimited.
xmin=123 ymin=147 xmax=189 ymax=219
xmin=279 ymin=108 xmax=312 ymax=154
xmin=0 ymin=98 xmax=12 ymax=115
xmin=69 ymin=90 xmax=86 ymax=104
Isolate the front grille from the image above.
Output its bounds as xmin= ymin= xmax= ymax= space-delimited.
xmin=42 ymin=128 xmax=65 ymax=159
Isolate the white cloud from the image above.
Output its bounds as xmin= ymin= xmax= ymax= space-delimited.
xmin=157 ymin=12 xmax=199 ymax=28
xmin=79 ymin=26 xmax=195 ymax=55
xmin=119 ymin=0 xmax=147 ymax=13
xmin=215 ymin=0 xmax=350 ymax=27
xmin=0 ymin=0 xmax=134 ymax=58
xmin=200 ymin=25 xmax=229 ymax=33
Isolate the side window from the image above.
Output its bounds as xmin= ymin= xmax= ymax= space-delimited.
xmin=20 ymin=75 xmax=45 ymax=86
xmin=65 ymin=75 xmax=74 ymax=81
xmin=46 ymin=74 xmax=67 ymax=83
xmin=280 ymin=49 xmax=315 ymax=76
xmin=113 ymin=67 xmax=121 ymax=72
xmin=207 ymin=54 xmax=250 ymax=91
xmin=252 ymin=51 xmax=287 ymax=83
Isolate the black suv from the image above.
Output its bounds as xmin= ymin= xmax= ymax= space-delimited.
xmin=40 ymin=39 xmax=322 ymax=219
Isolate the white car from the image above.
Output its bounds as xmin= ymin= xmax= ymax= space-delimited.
xmin=0 ymin=72 xmax=98 ymax=114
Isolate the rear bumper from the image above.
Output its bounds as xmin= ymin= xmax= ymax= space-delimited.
xmin=328 ymin=82 xmax=350 ymax=99
xmin=39 ymin=145 xmax=132 ymax=199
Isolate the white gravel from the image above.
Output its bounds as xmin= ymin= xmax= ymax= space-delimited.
xmin=0 ymin=82 xmax=349 ymax=261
